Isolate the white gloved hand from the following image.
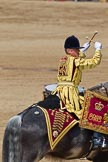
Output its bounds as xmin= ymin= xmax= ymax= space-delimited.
xmin=94 ymin=42 xmax=102 ymax=50
xmin=80 ymin=42 xmax=90 ymax=53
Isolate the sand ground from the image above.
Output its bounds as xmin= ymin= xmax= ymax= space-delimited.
xmin=0 ymin=1 xmax=108 ymax=161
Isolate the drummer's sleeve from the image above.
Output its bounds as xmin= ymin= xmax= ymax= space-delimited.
xmin=75 ymin=50 xmax=102 ymax=70
xmin=79 ymin=52 xmax=86 ymax=58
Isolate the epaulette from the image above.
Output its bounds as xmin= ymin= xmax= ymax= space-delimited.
xmin=60 ymin=56 xmax=67 ymax=62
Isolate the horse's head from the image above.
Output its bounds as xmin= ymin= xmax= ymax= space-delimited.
xmin=88 ymin=82 xmax=108 ymax=97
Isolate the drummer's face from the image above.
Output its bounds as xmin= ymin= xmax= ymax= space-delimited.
xmin=66 ymin=48 xmax=79 ymax=58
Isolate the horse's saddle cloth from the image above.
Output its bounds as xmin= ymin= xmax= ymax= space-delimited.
xmin=37 ymin=106 xmax=78 ymax=150
xmin=80 ymin=90 xmax=108 ymax=135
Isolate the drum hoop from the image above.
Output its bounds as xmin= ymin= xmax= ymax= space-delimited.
xmin=44 ymin=83 xmax=85 ymax=93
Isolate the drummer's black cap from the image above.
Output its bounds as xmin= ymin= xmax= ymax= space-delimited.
xmin=64 ymin=35 xmax=84 ymax=49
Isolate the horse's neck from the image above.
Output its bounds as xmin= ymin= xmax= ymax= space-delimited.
xmin=88 ymin=82 xmax=108 ymax=97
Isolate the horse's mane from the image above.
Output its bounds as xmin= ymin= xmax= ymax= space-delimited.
xmin=88 ymin=82 xmax=108 ymax=97
xmin=37 ymin=94 xmax=60 ymax=109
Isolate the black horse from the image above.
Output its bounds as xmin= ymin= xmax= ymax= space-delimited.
xmin=2 ymin=82 xmax=108 ymax=162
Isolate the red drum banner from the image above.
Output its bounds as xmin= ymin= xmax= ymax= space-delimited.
xmin=80 ymin=91 xmax=108 ymax=134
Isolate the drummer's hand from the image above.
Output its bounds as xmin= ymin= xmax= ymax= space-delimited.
xmin=94 ymin=42 xmax=102 ymax=50
xmin=80 ymin=42 xmax=90 ymax=53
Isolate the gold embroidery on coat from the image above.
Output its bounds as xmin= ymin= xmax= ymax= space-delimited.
xmin=58 ymin=63 xmax=67 ymax=76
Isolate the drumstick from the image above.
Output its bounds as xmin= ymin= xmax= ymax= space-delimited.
xmin=86 ymin=31 xmax=98 ymax=44
xmin=85 ymin=36 xmax=95 ymax=43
